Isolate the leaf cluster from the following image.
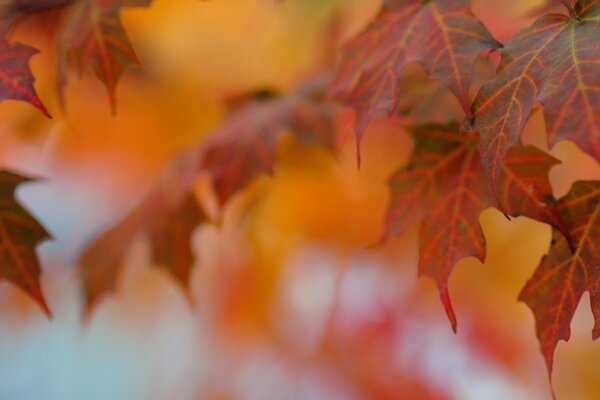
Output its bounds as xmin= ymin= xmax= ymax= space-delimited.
xmin=0 ymin=1 xmax=599 ymax=393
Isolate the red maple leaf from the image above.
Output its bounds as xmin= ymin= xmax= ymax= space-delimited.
xmin=385 ymin=123 xmax=566 ymax=331
xmin=57 ymin=0 xmax=152 ymax=111
xmin=79 ymin=76 xmax=338 ymax=315
xmin=8 ymin=0 xmax=74 ymax=14
xmin=520 ymin=180 xmax=600 ymax=379
xmin=0 ymin=170 xmax=51 ymax=316
xmin=331 ymin=0 xmax=500 ymax=153
xmin=0 ymin=2 xmax=72 ymax=117
xmin=79 ymin=156 xmax=205 ymax=315
xmin=0 ymin=40 xmax=50 ymax=116
xmin=203 ymin=82 xmax=337 ymax=205
xmin=472 ymin=0 xmax=600 ymax=200
xmin=0 ymin=0 xmax=73 ymax=30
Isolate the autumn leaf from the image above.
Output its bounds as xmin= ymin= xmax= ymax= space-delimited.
xmin=330 ymin=0 xmax=500 ymax=151
xmin=79 ymin=151 xmax=205 ymax=315
xmin=79 ymin=76 xmax=338 ymax=316
xmin=0 ymin=40 xmax=50 ymax=116
xmin=78 ymin=203 xmax=143 ymax=315
xmin=57 ymin=0 xmax=152 ymax=111
xmin=519 ymin=181 xmax=600 ymax=379
xmin=0 ymin=0 xmax=77 ymax=117
xmin=0 ymin=0 xmax=73 ymax=32
xmin=5 ymin=0 xmax=74 ymax=14
xmin=203 ymin=80 xmax=337 ymax=205
xmin=472 ymin=0 xmax=600 ymax=200
xmin=525 ymin=0 xmax=574 ymax=19
xmin=147 ymin=194 xmax=206 ymax=293
xmin=0 ymin=170 xmax=51 ymax=316
xmin=395 ymin=74 xmax=462 ymax=125
xmin=500 ymin=145 xmax=570 ymax=243
xmin=385 ymin=123 xmax=565 ymax=331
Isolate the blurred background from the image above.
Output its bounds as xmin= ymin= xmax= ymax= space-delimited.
xmin=0 ymin=0 xmax=599 ymax=399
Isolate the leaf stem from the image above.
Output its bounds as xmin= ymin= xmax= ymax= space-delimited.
xmin=561 ymin=1 xmax=581 ymax=21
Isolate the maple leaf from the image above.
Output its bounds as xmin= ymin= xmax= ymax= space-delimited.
xmin=5 ymin=0 xmax=74 ymax=14
xmin=0 ymin=170 xmax=51 ymax=316
xmin=472 ymin=0 xmax=600 ymax=200
xmin=330 ymin=0 xmax=500 ymax=151
xmin=385 ymin=123 xmax=565 ymax=331
xmin=79 ymin=76 xmax=338 ymax=316
xmin=519 ymin=180 xmax=600 ymax=379
xmin=147 ymin=194 xmax=206 ymax=290
xmin=203 ymin=84 xmax=337 ymax=205
xmin=0 ymin=0 xmax=73 ymax=32
xmin=0 ymin=40 xmax=50 ymax=116
xmin=525 ymin=1 xmax=575 ymax=19
xmin=57 ymin=0 xmax=152 ymax=111
xmin=0 ymin=0 xmax=84 ymax=117
xmin=79 ymin=153 xmax=206 ymax=314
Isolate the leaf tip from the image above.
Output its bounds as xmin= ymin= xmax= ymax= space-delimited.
xmin=181 ymin=284 xmax=195 ymax=308
xmin=440 ymin=288 xmax=458 ymax=333
xmin=109 ymin=96 xmax=117 ymax=117
xmin=367 ymin=230 xmax=389 ymax=250
xmin=355 ymin=137 xmax=362 ymax=170
xmin=37 ymin=102 xmax=52 ymax=119
xmin=38 ymin=296 xmax=52 ymax=319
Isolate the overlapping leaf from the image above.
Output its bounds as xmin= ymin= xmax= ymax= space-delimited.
xmin=79 ymin=78 xmax=338 ymax=315
xmin=520 ymin=181 xmax=600 ymax=378
xmin=203 ymin=85 xmax=337 ymax=205
xmin=0 ymin=170 xmax=51 ymax=316
xmin=525 ymin=1 xmax=576 ymax=19
xmin=385 ymin=123 xmax=565 ymax=331
xmin=0 ymin=0 xmax=149 ymax=112
xmin=57 ymin=0 xmax=152 ymax=111
xmin=331 ymin=0 xmax=500 ymax=149
xmin=0 ymin=1 xmax=77 ymax=116
xmin=79 ymin=154 xmax=206 ymax=314
xmin=5 ymin=0 xmax=74 ymax=15
xmin=0 ymin=0 xmax=73 ymax=33
xmin=0 ymin=40 xmax=50 ymax=116
xmin=472 ymin=0 xmax=600 ymax=198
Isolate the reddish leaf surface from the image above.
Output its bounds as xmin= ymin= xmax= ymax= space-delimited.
xmin=8 ymin=0 xmax=74 ymax=14
xmin=79 ymin=77 xmax=338 ymax=315
xmin=500 ymin=145 xmax=570 ymax=243
xmin=385 ymin=123 xmax=565 ymax=331
xmin=0 ymin=0 xmax=73 ymax=31
xmin=331 ymin=0 xmax=500 ymax=147
xmin=0 ymin=1 xmax=80 ymax=117
xmin=58 ymin=0 xmax=152 ymax=111
xmin=0 ymin=40 xmax=50 ymax=116
xmin=148 ymin=194 xmax=206 ymax=294
xmin=526 ymin=1 xmax=576 ymax=18
xmin=79 ymin=202 xmax=143 ymax=315
xmin=79 ymin=152 xmax=205 ymax=314
xmin=472 ymin=0 xmax=600 ymax=199
xmin=0 ymin=170 xmax=51 ymax=316
xmin=520 ymin=181 xmax=600 ymax=378
xmin=203 ymin=84 xmax=337 ymax=205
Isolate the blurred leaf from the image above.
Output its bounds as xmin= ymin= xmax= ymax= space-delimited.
xmin=57 ymin=0 xmax=152 ymax=111
xmin=79 ymin=75 xmax=339 ymax=315
xmin=0 ymin=170 xmax=51 ymax=316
